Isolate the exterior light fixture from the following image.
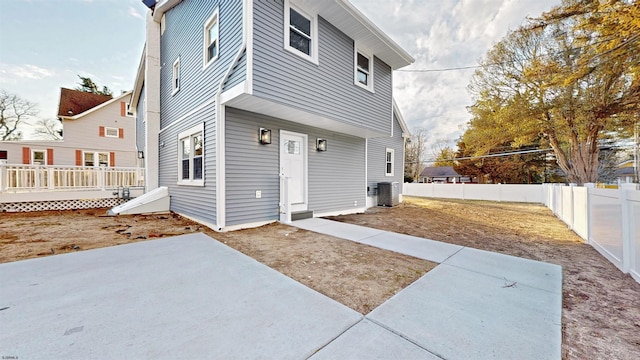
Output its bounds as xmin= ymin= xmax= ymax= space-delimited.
xmin=259 ymin=128 xmax=272 ymax=145
xmin=137 ymin=151 xmax=144 ymax=159
xmin=316 ymin=138 xmax=327 ymax=152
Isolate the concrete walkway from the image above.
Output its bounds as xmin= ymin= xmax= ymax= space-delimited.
xmin=0 ymin=220 xmax=562 ymax=359
xmin=294 ymin=218 xmax=563 ymax=359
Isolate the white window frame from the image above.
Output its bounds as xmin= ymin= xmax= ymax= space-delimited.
xmin=284 ymin=0 xmax=318 ymax=64
xmin=177 ymin=123 xmax=205 ymax=186
xmin=105 ymin=127 xmax=119 ymax=138
xmin=83 ymin=151 xmax=110 ymax=167
xmin=354 ymin=46 xmax=374 ymax=92
xmin=203 ymin=8 xmax=220 ymax=69
xmin=31 ymin=149 xmax=46 ymax=165
xmin=172 ymin=57 xmax=180 ymax=95
xmin=385 ymin=148 xmax=394 ymax=176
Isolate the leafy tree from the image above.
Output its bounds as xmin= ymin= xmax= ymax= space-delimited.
xmin=465 ymin=0 xmax=639 ymax=185
xmin=75 ymin=75 xmax=113 ymax=97
xmin=453 ymin=141 xmax=549 ymax=184
xmin=433 ymin=146 xmax=456 ymax=167
xmin=0 ymin=89 xmax=38 ymax=140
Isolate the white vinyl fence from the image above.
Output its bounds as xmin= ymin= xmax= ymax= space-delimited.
xmin=404 ymin=182 xmax=640 ymax=283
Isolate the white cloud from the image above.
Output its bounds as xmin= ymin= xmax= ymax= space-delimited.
xmin=0 ymin=63 xmax=54 ymax=81
xmin=128 ymin=6 xmax=143 ymax=19
xmin=350 ymin=0 xmax=558 ymax=151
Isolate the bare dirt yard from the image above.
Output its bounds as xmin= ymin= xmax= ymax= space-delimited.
xmin=1 ymin=197 xmax=639 ymax=359
xmin=330 ymin=197 xmax=640 ymax=360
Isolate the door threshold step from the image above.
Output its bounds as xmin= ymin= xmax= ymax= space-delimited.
xmin=291 ymin=210 xmax=314 ymax=221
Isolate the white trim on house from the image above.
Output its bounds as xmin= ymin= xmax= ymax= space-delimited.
xmin=151 ymin=0 xmax=414 ymax=69
xmin=203 ymin=8 xmax=220 ymax=69
xmin=31 ymin=149 xmax=47 ymax=165
xmin=177 ymin=123 xmax=205 ymax=187
xmin=385 ymin=147 xmax=394 ymax=176
xmin=392 ymin=98 xmax=411 ymax=138
xmin=244 ymin=0 xmax=254 ymax=95
xmin=354 ymin=44 xmax=374 ymax=92
xmin=105 ymin=127 xmax=119 ymax=138
xmin=283 ymin=0 xmax=319 ymax=65
xmin=172 ymin=57 xmax=180 ymax=95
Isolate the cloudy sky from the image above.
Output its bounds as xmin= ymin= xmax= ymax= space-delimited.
xmin=0 ymin=0 xmax=558 ymax=148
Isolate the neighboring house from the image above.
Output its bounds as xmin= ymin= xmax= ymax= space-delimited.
xmin=132 ymin=0 xmax=414 ymax=231
xmin=419 ymin=166 xmax=475 ymax=184
xmin=0 ymin=88 xmax=138 ymax=168
xmin=615 ymin=160 xmax=638 ymax=184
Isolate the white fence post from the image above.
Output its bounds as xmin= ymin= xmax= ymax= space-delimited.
xmin=279 ymin=175 xmax=291 ymax=223
xmin=620 ymin=184 xmax=636 ymax=273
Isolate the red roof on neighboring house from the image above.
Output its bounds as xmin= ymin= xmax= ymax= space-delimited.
xmin=57 ymin=88 xmax=112 ymax=117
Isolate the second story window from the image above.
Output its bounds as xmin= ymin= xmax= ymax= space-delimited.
xmin=284 ymin=1 xmax=318 ymax=64
xmin=355 ymin=48 xmax=374 ymax=91
xmin=105 ymin=127 xmax=119 ymax=138
xmin=172 ymin=57 xmax=180 ymax=94
xmin=204 ymin=9 xmax=219 ymax=67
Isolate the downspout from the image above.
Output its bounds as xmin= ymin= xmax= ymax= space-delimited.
xmin=215 ymin=40 xmax=247 ymax=231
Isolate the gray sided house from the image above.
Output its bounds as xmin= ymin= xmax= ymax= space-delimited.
xmin=132 ymin=0 xmax=413 ymax=231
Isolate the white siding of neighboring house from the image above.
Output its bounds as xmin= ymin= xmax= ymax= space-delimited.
xmin=0 ymin=94 xmax=137 ymax=167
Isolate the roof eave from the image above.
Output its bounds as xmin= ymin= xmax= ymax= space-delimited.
xmin=64 ymin=91 xmax=133 ymax=120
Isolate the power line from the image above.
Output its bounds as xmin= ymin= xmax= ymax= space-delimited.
xmin=397 ymin=33 xmax=629 ymax=73
xmin=408 ymin=148 xmax=554 ymax=164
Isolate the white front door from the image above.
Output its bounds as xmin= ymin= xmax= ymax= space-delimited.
xmin=280 ymin=130 xmax=308 ymax=212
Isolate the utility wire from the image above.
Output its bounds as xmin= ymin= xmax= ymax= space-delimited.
xmin=397 ymin=33 xmax=630 ymax=73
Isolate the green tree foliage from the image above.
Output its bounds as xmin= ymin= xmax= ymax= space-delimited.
xmin=465 ymin=0 xmax=639 ymax=185
xmin=453 ymin=141 xmax=549 ymax=184
xmin=433 ymin=146 xmax=456 ymax=167
xmin=75 ymin=75 xmax=113 ymax=97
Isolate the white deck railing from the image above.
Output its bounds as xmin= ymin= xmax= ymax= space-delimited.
xmin=0 ymin=164 xmax=144 ymax=193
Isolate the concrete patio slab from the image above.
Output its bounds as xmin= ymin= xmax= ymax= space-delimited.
xmin=0 ymin=233 xmax=362 ymax=359
xmin=368 ymin=264 xmax=562 ymax=360
xmin=311 ymin=319 xmax=441 ymax=360
xmin=443 ymin=247 xmax=563 ymax=293
xmin=293 ymin=218 xmax=385 ymax=241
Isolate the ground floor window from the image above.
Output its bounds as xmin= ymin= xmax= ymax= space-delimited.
xmin=385 ymin=148 xmax=394 ymax=176
xmin=32 ymin=150 xmax=46 ymax=165
xmin=178 ymin=123 xmax=204 ymax=186
xmin=84 ymin=152 xmax=109 ymax=167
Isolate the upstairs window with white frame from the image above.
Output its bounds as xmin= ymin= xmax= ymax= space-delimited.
xmin=204 ymin=9 xmax=219 ymax=67
xmin=284 ymin=1 xmax=318 ymax=63
xmin=355 ymin=49 xmax=373 ymax=91
xmin=178 ymin=124 xmax=204 ymax=186
xmin=172 ymin=57 xmax=180 ymax=94
xmin=385 ymin=148 xmax=394 ymax=176
xmin=105 ymin=127 xmax=119 ymax=138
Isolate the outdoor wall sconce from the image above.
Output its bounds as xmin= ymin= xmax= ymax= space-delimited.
xmin=316 ymin=138 xmax=327 ymax=152
xmin=137 ymin=151 xmax=144 ymax=159
xmin=259 ymin=128 xmax=272 ymax=145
